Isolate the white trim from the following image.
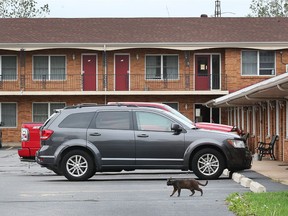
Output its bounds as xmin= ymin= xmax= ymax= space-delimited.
xmin=259 ymin=107 xmax=262 ymax=141
xmin=208 ymin=72 xmax=288 ymax=107
xmin=286 ymin=101 xmax=288 ymax=139
xmin=4 ymin=41 xmax=288 ymax=51
xmin=0 ymin=90 xmax=229 ymax=96
xmin=276 ymin=100 xmax=279 ymax=136
xmin=233 ymin=107 xmax=237 ymax=126
xmin=246 ymin=108 xmax=250 ymax=133
xmin=237 ymin=107 xmax=240 ymax=129
xmin=229 ymin=108 xmax=232 ymax=125
xmin=267 ymin=101 xmax=271 ymax=138
xmin=241 ymin=107 xmax=244 ymax=131
xmin=252 ymin=106 xmax=256 ymax=136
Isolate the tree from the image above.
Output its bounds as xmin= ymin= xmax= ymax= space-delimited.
xmin=248 ymin=0 xmax=288 ymax=17
xmin=0 ymin=0 xmax=50 ymax=18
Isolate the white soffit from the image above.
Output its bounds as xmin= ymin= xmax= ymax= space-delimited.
xmin=211 ymin=73 xmax=288 ymax=107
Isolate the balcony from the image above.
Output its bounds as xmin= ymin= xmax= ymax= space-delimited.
xmin=0 ymin=73 xmax=227 ymax=94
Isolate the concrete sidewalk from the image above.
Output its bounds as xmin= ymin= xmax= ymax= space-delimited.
xmin=251 ymin=158 xmax=288 ymax=186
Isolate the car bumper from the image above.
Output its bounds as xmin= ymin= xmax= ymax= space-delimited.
xmin=18 ymin=147 xmax=38 ymax=159
xmin=35 ymin=146 xmax=56 ymax=169
xmin=225 ymin=147 xmax=253 ymax=171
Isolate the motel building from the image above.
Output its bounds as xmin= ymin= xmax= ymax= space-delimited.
xmin=0 ymin=17 xmax=288 ymax=162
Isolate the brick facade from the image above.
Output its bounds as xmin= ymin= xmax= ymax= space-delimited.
xmin=1 ymin=43 xmax=287 ymax=163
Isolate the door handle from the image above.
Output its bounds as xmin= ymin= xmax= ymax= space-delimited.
xmin=137 ymin=134 xmax=149 ymax=138
xmin=90 ymin=132 xmax=101 ymax=136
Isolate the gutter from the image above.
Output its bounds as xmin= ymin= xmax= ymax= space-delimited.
xmin=208 ymin=73 xmax=288 ymax=107
xmin=1 ymin=41 xmax=288 ymax=51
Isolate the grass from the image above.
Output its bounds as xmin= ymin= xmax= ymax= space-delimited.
xmin=226 ymin=191 xmax=288 ymax=216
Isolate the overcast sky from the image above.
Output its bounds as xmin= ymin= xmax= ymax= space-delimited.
xmin=38 ymin=0 xmax=252 ymax=18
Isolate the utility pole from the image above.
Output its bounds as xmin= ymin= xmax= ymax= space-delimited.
xmin=215 ymin=0 xmax=221 ymax=17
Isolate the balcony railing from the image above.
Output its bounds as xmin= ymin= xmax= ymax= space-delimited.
xmin=0 ymin=73 xmax=227 ymax=92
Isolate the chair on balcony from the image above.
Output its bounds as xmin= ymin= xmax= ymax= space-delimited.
xmin=256 ymin=135 xmax=278 ymax=161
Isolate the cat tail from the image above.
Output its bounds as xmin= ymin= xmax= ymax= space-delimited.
xmin=198 ymin=180 xmax=208 ymax=186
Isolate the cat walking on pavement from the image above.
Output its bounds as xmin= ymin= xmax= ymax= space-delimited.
xmin=167 ymin=178 xmax=208 ymax=197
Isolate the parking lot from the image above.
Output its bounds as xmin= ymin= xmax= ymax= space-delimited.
xmin=0 ymin=147 xmax=252 ymax=216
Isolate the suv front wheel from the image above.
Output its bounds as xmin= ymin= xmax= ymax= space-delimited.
xmin=61 ymin=150 xmax=95 ymax=181
xmin=192 ymin=148 xmax=225 ymax=180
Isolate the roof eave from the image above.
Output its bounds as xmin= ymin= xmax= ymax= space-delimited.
xmin=1 ymin=42 xmax=288 ymax=51
xmin=210 ymin=73 xmax=288 ymax=107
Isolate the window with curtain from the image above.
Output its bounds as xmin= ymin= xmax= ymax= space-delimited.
xmin=1 ymin=56 xmax=17 ymax=80
xmin=242 ymin=50 xmax=275 ymax=76
xmin=33 ymin=55 xmax=66 ymax=80
xmin=1 ymin=103 xmax=17 ymax=127
xmin=146 ymin=55 xmax=178 ymax=80
xmin=33 ymin=102 xmax=65 ymax=123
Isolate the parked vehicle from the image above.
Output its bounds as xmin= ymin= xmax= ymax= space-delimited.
xmin=36 ymin=104 xmax=252 ymax=181
xmin=18 ymin=123 xmax=43 ymax=161
xmin=108 ymin=102 xmax=242 ymax=135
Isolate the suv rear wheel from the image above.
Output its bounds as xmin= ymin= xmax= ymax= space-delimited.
xmin=61 ymin=150 xmax=95 ymax=181
xmin=192 ymin=148 xmax=225 ymax=180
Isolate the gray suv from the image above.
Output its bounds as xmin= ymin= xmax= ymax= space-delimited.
xmin=36 ymin=104 xmax=252 ymax=181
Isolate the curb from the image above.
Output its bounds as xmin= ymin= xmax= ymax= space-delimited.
xmin=223 ymin=169 xmax=266 ymax=193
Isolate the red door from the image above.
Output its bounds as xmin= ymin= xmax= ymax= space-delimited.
xmin=83 ymin=55 xmax=96 ymax=91
xmin=115 ymin=55 xmax=129 ymax=91
xmin=195 ymin=55 xmax=210 ymax=90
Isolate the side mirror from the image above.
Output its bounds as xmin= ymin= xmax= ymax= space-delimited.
xmin=171 ymin=123 xmax=182 ymax=134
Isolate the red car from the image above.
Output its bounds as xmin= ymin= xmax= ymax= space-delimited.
xmin=108 ymin=102 xmax=242 ymax=135
xmin=18 ymin=123 xmax=42 ymax=161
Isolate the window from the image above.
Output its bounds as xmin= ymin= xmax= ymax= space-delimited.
xmin=33 ymin=103 xmax=65 ymax=123
xmin=242 ymin=51 xmax=275 ymax=76
xmin=0 ymin=56 xmax=17 ymax=80
xmin=163 ymin=102 xmax=179 ymax=111
xmin=95 ymin=111 xmax=130 ymax=130
xmin=136 ymin=111 xmax=173 ymax=131
xmin=146 ymin=55 xmax=178 ymax=79
xmin=33 ymin=55 xmax=66 ymax=80
xmin=59 ymin=112 xmax=95 ymax=128
xmin=0 ymin=103 xmax=17 ymax=127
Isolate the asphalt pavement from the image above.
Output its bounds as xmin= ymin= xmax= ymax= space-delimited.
xmin=0 ymin=147 xmax=288 ymax=216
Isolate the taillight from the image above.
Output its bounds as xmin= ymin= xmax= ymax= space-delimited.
xmin=21 ymin=128 xmax=29 ymax=141
xmin=40 ymin=129 xmax=54 ymax=141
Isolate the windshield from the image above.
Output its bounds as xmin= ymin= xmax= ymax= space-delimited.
xmin=162 ymin=104 xmax=194 ymax=125
xmin=161 ymin=108 xmax=195 ymax=128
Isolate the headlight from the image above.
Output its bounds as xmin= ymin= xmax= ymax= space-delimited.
xmin=227 ymin=139 xmax=245 ymax=148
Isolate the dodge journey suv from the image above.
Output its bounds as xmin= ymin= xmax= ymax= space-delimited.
xmin=36 ymin=104 xmax=252 ymax=181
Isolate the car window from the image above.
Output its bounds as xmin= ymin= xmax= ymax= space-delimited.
xmin=58 ymin=112 xmax=95 ymax=128
xmin=136 ymin=111 xmax=173 ymax=131
xmin=95 ymin=111 xmax=130 ymax=130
